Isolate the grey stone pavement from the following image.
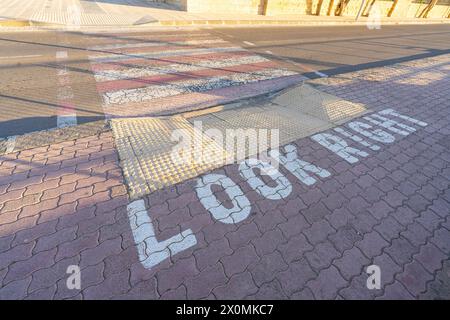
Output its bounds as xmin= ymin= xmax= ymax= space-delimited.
xmin=0 ymin=53 xmax=449 ymax=300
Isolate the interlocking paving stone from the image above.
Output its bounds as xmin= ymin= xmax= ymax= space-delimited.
xmin=0 ymin=54 xmax=449 ymax=300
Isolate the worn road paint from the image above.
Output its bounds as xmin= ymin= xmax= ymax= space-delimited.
xmin=57 ymin=111 xmax=78 ymax=128
xmin=243 ymin=41 xmax=255 ymax=46
xmin=90 ymin=39 xmax=226 ymax=51
xmin=88 ymin=47 xmax=244 ymax=62
xmin=347 ymin=121 xmax=396 ymax=144
xmin=280 ymin=57 xmax=327 ymax=78
xmin=270 ymin=144 xmax=331 ymax=186
xmin=100 ymin=68 xmax=295 ymax=104
xmin=379 ymin=109 xmax=428 ymax=127
xmin=239 ymin=158 xmax=292 ymax=200
xmin=93 ymin=55 xmax=270 ymax=82
xmin=130 ymin=108 xmax=429 ymax=271
xmin=363 ymin=114 xmax=416 ymax=136
xmin=333 ymin=127 xmax=381 ymax=151
xmin=311 ymin=133 xmax=369 ymax=164
xmin=87 ymin=33 xmax=300 ymax=119
xmin=196 ymin=174 xmax=251 ymax=224
xmin=5 ymin=135 xmax=17 ymax=154
xmin=127 ymin=200 xmax=197 ymax=270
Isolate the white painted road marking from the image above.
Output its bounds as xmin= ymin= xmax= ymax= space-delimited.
xmin=196 ymin=174 xmax=251 ymax=224
xmin=87 ymin=33 xmax=301 ymax=119
xmin=125 ymin=106 xmax=429 ymax=270
xmin=127 ymin=200 xmax=197 ymax=270
xmin=88 ymin=46 xmax=245 ymax=62
xmin=55 ymin=51 xmax=77 ymax=128
xmin=270 ymin=144 xmax=331 ymax=186
xmin=243 ymin=41 xmax=256 ymax=46
xmin=333 ymin=127 xmax=381 ymax=151
xmin=92 ymin=55 xmax=271 ymax=82
xmin=379 ymin=109 xmax=428 ymax=127
xmin=1 ymin=55 xmax=42 ymax=60
xmin=57 ymin=112 xmax=78 ymax=128
xmin=314 ymin=71 xmax=328 ymax=78
xmin=89 ymin=39 xmax=227 ymax=51
xmin=239 ymin=158 xmax=292 ymax=200
xmin=101 ymin=68 xmax=296 ymax=105
xmin=311 ymin=132 xmax=370 ymax=164
xmin=348 ymin=121 xmax=395 ymax=144
xmin=56 ymin=51 xmax=68 ymax=59
xmin=364 ymin=114 xmax=417 ymax=136
xmin=5 ymin=135 xmax=17 ymax=154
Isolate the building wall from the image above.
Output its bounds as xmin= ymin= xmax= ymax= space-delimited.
xmin=389 ymin=0 xmax=413 ymax=17
xmin=185 ymin=0 xmax=262 ymax=14
xmin=263 ymin=0 xmax=343 ymax=16
xmin=159 ymin=0 xmax=450 ymax=18
xmin=427 ymin=4 xmax=450 ymax=18
xmin=264 ymin=0 xmax=310 ymax=15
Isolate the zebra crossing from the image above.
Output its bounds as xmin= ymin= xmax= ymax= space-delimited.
xmin=86 ymin=32 xmax=303 ymax=118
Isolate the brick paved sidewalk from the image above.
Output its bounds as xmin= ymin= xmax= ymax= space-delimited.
xmin=0 ymin=54 xmax=449 ymax=300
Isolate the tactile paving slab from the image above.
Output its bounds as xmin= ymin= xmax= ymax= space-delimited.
xmin=111 ymin=83 xmax=371 ymax=200
xmin=111 ymin=117 xmax=230 ymax=199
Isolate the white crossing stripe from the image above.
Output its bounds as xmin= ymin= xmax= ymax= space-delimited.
xmin=89 ymin=39 xmax=227 ymax=51
xmin=92 ymin=55 xmax=270 ymax=82
xmin=56 ymin=51 xmax=68 ymax=59
xmin=87 ymin=32 xmax=300 ymax=113
xmin=57 ymin=114 xmax=77 ymax=128
xmin=88 ymin=46 xmax=245 ymax=62
xmin=102 ymin=68 xmax=297 ymax=105
xmin=55 ymin=50 xmax=77 ymax=128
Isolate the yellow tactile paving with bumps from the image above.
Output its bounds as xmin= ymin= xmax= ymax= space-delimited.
xmin=111 ymin=84 xmax=370 ymax=200
xmin=111 ymin=117 xmax=230 ymax=199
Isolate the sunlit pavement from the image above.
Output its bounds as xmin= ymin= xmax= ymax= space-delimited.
xmin=0 ymin=29 xmax=301 ymax=138
xmin=0 ymin=52 xmax=449 ymax=299
xmin=2 ymin=24 xmax=450 ymax=139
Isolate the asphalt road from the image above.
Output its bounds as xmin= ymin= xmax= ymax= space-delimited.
xmin=210 ymin=24 xmax=450 ymax=77
xmin=0 ymin=24 xmax=449 ymax=138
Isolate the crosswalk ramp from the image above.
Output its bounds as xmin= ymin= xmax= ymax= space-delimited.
xmin=111 ymin=83 xmax=369 ymax=200
xmin=86 ymin=31 xmax=304 ymax=118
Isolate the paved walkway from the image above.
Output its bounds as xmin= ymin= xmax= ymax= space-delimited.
xmin=0 ymin=0 xmax=449 ymax=27
xmin=0 ymin=54 xmax=449 ymax=299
